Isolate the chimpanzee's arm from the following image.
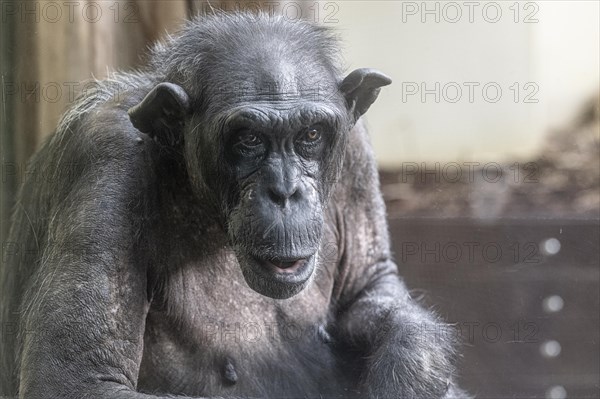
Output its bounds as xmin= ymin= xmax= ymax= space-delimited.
xmin=15 ymin=111 xmax=229 ymax=399
xmin=18 ymin=171 xmax=148 ymax=398
xmin=332 ymin=122 xmax=467 ymax=399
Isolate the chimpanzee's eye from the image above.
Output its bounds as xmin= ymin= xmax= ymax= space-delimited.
xmin=306 ymin=128 xmax=320 ymax=141
xmin=237 ymin=131 xmax=263 ymax=148
xmin=300 ymin=126 xmax=322 ymax=144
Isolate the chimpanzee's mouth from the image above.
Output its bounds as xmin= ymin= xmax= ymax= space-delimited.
xmin=258 ymin=257 xmax=308 ymax=274
xmin=239 ymin=253 xmax=317 ymax=299
xmin=248 ymin=254 xmax=315 ymax=284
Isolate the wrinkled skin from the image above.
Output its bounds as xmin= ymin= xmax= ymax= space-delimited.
xmin=0 ymin=13 xmax=469 ymax=399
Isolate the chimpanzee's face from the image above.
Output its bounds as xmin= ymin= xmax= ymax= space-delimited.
xmin=188 ymin=74 xmax=349 ymax=299
xmin=215 ymin=102 xmax=346 ymax=298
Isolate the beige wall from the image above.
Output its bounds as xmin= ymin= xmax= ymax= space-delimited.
xmin=334 ymin=1 xmax=599 ymax=166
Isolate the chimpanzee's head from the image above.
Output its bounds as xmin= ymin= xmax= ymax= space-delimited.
xmin=129 ymin=13 xmax=390 ymax=299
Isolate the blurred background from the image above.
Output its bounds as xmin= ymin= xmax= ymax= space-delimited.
xmin=1 ymin=1 xmax=598 ymax=398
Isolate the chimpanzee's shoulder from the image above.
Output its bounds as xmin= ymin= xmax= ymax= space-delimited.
xmin=43 ymin=73 xmax=161 ymax=164
xmin=57 ymin=72 xmax=154 ymax=140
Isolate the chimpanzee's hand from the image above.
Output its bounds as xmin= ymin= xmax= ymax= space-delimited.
xmin=360 ymin=317 xmax=457 ymax=399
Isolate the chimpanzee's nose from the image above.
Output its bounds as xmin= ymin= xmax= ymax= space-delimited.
xmin=264 ymin=154 xmax=302 ymax=206
xmin=268 ymin=180 xmax=300 ymax=206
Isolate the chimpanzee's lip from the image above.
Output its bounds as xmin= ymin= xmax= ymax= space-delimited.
xmin=249 ymin=254 xmax=315 ymax=283
xmin=257 ymin=257 xmax=308 ymax=274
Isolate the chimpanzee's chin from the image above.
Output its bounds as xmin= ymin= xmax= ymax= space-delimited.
xmin=238 ymin=253 xmax=316 ymax=299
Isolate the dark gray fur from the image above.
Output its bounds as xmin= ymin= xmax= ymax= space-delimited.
xmin=0 ymin=12 xmax=469 ymax=399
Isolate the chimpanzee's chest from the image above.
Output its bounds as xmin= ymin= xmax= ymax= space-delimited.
xmin=136 ymin=248 xmax=355 ymax=398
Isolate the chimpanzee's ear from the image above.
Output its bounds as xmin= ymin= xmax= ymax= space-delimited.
xmin=339 ymin=68 xmax=392 ymax=123
xmin=128 ymin=82 xmax=190 ymax=145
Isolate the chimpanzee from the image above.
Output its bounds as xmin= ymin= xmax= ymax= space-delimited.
xmin=0 ymin=12 xmax=468 ymax=399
